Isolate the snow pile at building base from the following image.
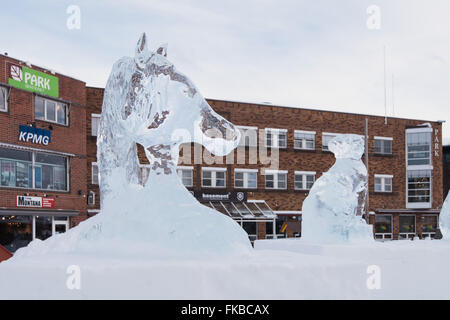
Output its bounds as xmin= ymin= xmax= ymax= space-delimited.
xmin=3 ymin=239 xmax=450 ymax=299
xmin=439 ymin=191 xmax=450 ymax=239
xmin=301 ymin=134 xmax=373 ymax=243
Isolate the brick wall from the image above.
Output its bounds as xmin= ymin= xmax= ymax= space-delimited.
xmin=0 ymin=55 xmax=87 ymax=226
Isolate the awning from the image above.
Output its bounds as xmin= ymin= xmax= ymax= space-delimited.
xmin=0 ymin=208 xmax=79 ymax=216
xmin=201 ymin=200 xmax=276 ymax=220
xmin=376 ymin=209 xmax=441 ymax=214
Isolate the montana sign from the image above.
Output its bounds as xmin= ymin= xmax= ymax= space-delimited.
xmin=16 ymin=196 xmax=55 ymax=208
xmin=8 ymin=63 xmax=59 ymax=97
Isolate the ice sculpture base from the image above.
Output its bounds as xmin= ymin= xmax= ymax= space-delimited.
xmin=11 ymin=170 xmax=252 ymax=261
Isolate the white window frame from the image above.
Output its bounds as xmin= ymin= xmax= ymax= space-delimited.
xmin=322 ymin=132 xmax=340 ymax=151
xmin=374 ymin=174 xmax=393 ymax=193
xmin=177 ymin=166 xmax=193 ymax=187
xmin=265 ymin=128 xmax=287 ymax=149
xmin=0 ymin=86 xmax=9 ymax=112
xmin=263 ymin=169 xmax=288 ymax=190
xmin=91 ymin=114 xmax=101 ymax=136
xmin=294 ymin=171 xmax=316 ymax=190
xmin=406 ymin=127 xmax=432 ymax=168
xmin=91 ymin=162 xmax=99 ymax=185
xmin=88 ymin=191 xmax=96 ymax=205
xmin=234 ymin=168 xmax=258 ymax=189
xmin=374 ymin=136 xmax=393 ymax=155
xmin=406 ymin=169 xmax=432 ymax=209
xmin=374 ymin=214 xmax=393 ymax=241
xmin=35 ymin=96 xmax=68 ymax=126
xmin=236 ymin=126 xmax=258 ymax=147
xmin=398 ymin=214 xmax=417 ymax=239
xmin=201 ymin=167 xmax=227 ymax=188
xmin=294 ymin=130 xmax=316 ymax=150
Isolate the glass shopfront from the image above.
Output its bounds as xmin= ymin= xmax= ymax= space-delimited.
xmin=0 ymin=215 xmax=69 ymax=253
xmin=0 ymin=147 xmax=68 ymax=191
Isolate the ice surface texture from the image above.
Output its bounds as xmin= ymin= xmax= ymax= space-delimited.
xmin=301 ymin=134 xmax=373 ymax=243
xmin=9 ymin=33 xmax=251 ymax=259
xmin=440 ymin=191 xmax=450 ymax=239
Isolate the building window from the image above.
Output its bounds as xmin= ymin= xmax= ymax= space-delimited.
xmin=177 ymin=167 xmax=193 ymax=187
xmin=375 ymin=215 xmax=392 ymax=234
xmin=399 ymin=215 xmax=416 ymax=239
xmin=88 ymin=191 xmax=95 ymax=205
xmin=265 ymin=170 xmax=287 ymax=190
xmin=374 ymin=137 xmax=392 ymax=155
xmin=422 ymin=215 xmax=438 ymax=238
xmin=35 ymin=96 xmax=68 ymax=125
xmin=407 ymin=170 xmax=431 ymax=206
xmin=92 ymin=162 xmax=99 ymax=185
xmin=0 ymin=86 xmax=8 ymax=112
xmin=265 ymin=128 xmax=287 ymax=148
xmin=237 ymin=126 xmax=258 ymax=147
xmin=374 ymin=174 xmax=393 ymax=192
xmin=91 ymin=114 xmax=101 ymax=136
xmin=202 ymin=168 xmax=226 ymax=188
xmin=406 ymin=130 xmax=432 ymax=166
xmin=0 ymin=147 xmax=68 ymax=191
xmin=294 ymin=171 xmax=315 ymax=190
xmin=234 ymin=169 xmax=257 ymax=189
xmin=322 ymin=133 xmax=338 ymax=151
xmin=294 ymin=130 xmax=315 ymax=150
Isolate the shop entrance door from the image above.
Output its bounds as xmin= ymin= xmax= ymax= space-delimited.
xmin=53 ymin=217 xmax=69 ymax=235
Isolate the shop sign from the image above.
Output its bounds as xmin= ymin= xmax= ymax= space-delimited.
xmin=434 ymin=128 xmax=440 ymax=157
xmin=8 ymin=62 xmax=59 ymax=98
xmin=16 ymin=196 xmax=55 ymax=208
xmin=193 ymin=191 xmax=247 ymax=202
xmin=19 ymin=125 xmax=51 ymax=146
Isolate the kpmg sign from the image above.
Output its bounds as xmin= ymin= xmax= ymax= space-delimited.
xmin=8 ymin=63 xmax=59 ymax=98
xmin=19 ymin=125 xmax=51 ymax=146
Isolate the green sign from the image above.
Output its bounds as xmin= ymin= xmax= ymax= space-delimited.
xmin=8 ymin=63 xmax=59 ymax=98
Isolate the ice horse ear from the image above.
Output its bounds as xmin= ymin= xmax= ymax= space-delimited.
xmin=135 ymin=32 xmax=151 ymax=67
xmin=156 ymin=43 xmax=168 ymax=57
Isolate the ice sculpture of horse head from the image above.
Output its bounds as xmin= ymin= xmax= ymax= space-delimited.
xmin=97 ymin=33 xmax=240 ymax=201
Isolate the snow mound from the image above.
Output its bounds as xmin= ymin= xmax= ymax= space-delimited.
xmin=301 ymin=134 xmax=373 ymax=243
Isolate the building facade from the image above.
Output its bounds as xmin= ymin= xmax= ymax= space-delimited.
xmin=0 ymin=54 xmax=445 ymax=258
xmin=444 ymin=145 xmax=450 ymax=200
xmin=86 ymin=89 xmax=445 ymax=242
xmin=0 ymin=54 xmax=87 ymax=254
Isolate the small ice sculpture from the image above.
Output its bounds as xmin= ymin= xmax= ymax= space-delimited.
xmin=301 ymin=134 xmax=373 ymax=243
xmin=439 ymin=192 xmax=450 ymax=239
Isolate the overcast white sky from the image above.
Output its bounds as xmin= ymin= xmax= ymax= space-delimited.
xmin=1 ymin=0 xmax=449 ymax=142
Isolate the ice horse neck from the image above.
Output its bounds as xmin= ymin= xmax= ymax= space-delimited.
xmin=97 ymin=33 xmax=240 ymax=199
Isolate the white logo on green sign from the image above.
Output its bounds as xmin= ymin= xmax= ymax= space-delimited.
xmin=8 ymin=64 xmax=59 ymax=98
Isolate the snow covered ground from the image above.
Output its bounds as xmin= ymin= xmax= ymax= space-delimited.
xmin=1 ymin=238 xmax=450 ymax=299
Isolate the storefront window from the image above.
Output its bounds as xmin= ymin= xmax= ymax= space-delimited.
xmin=375 ymin=215 xmax=392 ymax=234
xmin=35 ymin=153 xmax=67 ymax=191
xmin=242 ymin=221 xmax=257 ymax=240
xmin=399 ymin=215 xmax=416 ymax=234
xmin=35 ymin=216 xmax=52 ymax=241
xmin=422 ymin=215 xmax=438 ymax=234
xmin=0 ymin=147 xmax=68 ymax=191
xmin=0 ymin=215 xmax=32 ymax=253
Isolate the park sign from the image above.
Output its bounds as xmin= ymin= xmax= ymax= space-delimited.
xmin=8 ymin=63 xmax=59 ymax=98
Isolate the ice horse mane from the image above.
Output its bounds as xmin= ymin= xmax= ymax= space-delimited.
xmin=97 ymin=33 xmax=240 ymax=204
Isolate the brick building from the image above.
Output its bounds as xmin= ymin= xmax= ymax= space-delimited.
xmin=0 ymin=53 xmax=445 ymax=258
xmin=0 ymin=54 xmax=87 ymax=254
xmin=444 ymin=145 xmax=450 ymax=199
xmin=86 ymin=89 xmax=445 ymax=241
